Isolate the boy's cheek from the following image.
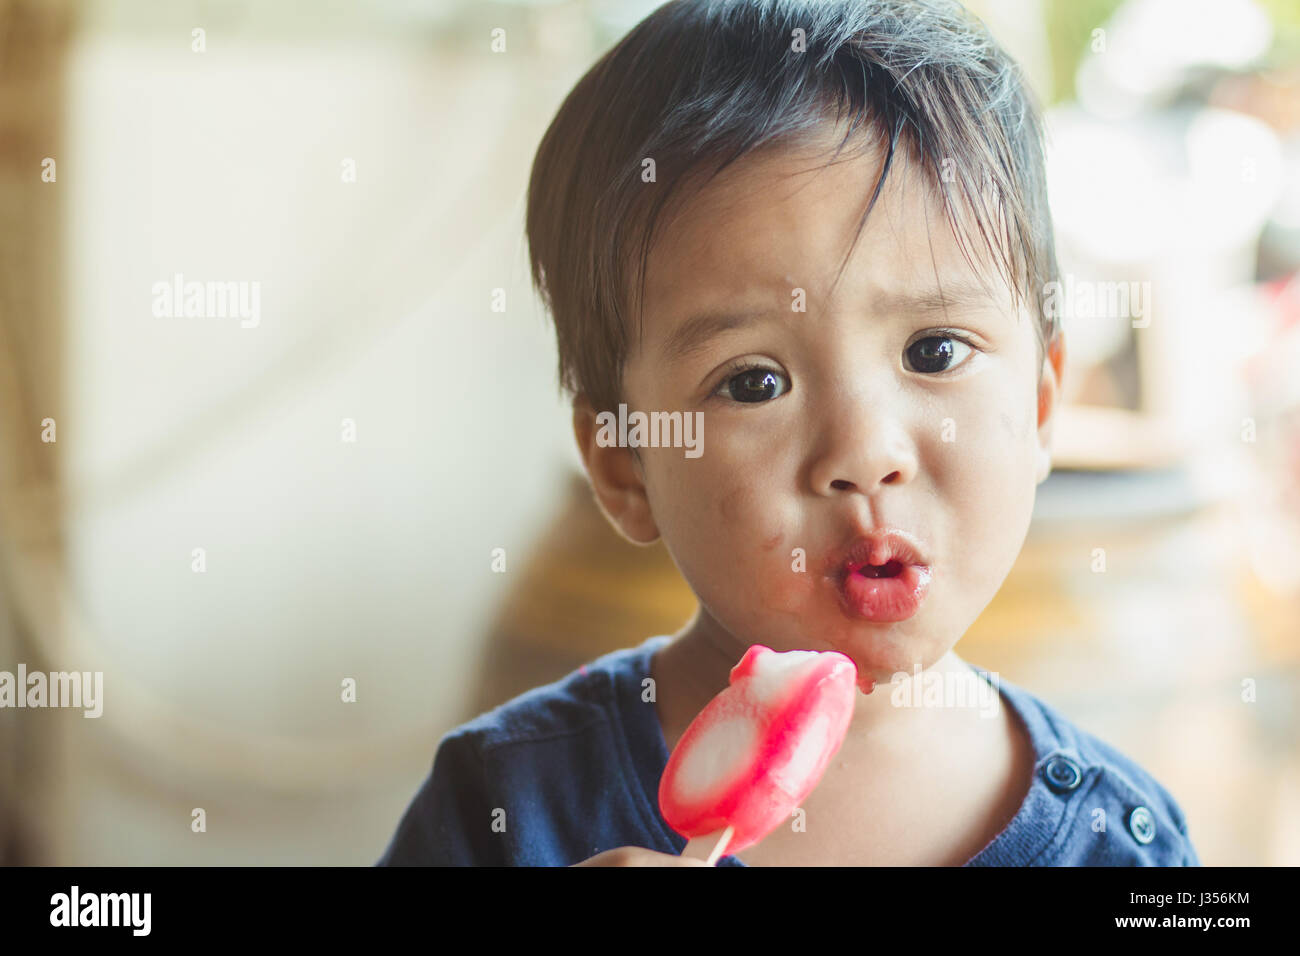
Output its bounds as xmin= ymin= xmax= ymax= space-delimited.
xmin=662 ymin=477 xmax=806 ymax=593
xmin=757 ymin=557 xmax=824 ymax=619
xmin=692 ymin=525 xmax=822 ymax=622
xmin=715 ymin=480 xmax=755 ymax=523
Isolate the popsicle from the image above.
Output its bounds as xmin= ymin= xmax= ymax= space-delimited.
xmin=658 ymin=644 xmax=858 ymax=864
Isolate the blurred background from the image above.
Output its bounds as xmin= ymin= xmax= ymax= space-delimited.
xmin=0 ymin=0 xmax=1297 ymax=866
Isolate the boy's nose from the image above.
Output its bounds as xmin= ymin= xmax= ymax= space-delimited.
xmin=807 ymin=397 xmax=918 ymax=497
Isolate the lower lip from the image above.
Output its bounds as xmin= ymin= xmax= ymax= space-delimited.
xmin=838 ymin=564 xmax=932 ymax=622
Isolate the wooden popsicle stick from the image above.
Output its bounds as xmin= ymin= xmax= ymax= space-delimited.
xmin=705 ymin=825 xmax=735 ymax=866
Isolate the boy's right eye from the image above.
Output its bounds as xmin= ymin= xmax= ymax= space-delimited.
xmin=715 ymin=364 xmax=791 ymax=404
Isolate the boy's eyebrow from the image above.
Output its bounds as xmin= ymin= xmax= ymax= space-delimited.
xmin=869 ymin=279 xmax=1004 ymax=318
xmin=660 ymin=308 xmax=776 ymax=364
xmin=659 ymin=279 xmax=1003 ymax=363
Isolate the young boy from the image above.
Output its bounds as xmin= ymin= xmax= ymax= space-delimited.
xmin=379 ymin=0 xmax=1201 ymax=866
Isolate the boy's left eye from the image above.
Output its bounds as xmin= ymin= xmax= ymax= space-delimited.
xmin=904 ymin=334 xmax=975 ymax=374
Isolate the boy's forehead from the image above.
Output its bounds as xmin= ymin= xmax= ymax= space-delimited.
xmin=639 ymin=131 xmax=1014 ymax=346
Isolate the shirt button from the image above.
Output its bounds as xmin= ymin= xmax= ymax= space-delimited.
xmin=1128 ymin=806 xmax=1157 ymax=844
xmin=1041 ymin=754 xmax=1083 ymax=793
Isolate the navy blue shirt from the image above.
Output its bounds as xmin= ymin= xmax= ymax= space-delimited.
xmin=377 ymin=635 xmax=1201 ymax=866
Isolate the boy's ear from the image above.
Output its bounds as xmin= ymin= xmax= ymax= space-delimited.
xmin=1034 ymin=331 xmax=1067 ymax=485
xmin=572 ymin=395 xmax=661 ymax=545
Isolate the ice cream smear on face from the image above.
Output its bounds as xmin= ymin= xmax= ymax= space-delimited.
xmin=658 ymin=644 xmax=858 ymax=856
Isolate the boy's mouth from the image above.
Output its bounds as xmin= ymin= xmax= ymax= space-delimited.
xmin=828 ymin=529 xmax=932 ymax=622
xmin=854 ymin=560 xmax=904 ymax=579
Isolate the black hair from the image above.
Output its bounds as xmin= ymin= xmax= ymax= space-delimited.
xmin=527 ymin=0 xmax=1060 ymax=414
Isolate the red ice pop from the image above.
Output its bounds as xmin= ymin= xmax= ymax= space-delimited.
xmin=658 ymin=644 xmax=858 ymax=862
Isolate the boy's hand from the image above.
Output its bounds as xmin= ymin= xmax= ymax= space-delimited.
xmin=571 ymin=847 xmax=713 ymax=866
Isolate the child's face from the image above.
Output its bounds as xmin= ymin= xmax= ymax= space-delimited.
xmin=577 ymin=128 xmax=1064 ymax=693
